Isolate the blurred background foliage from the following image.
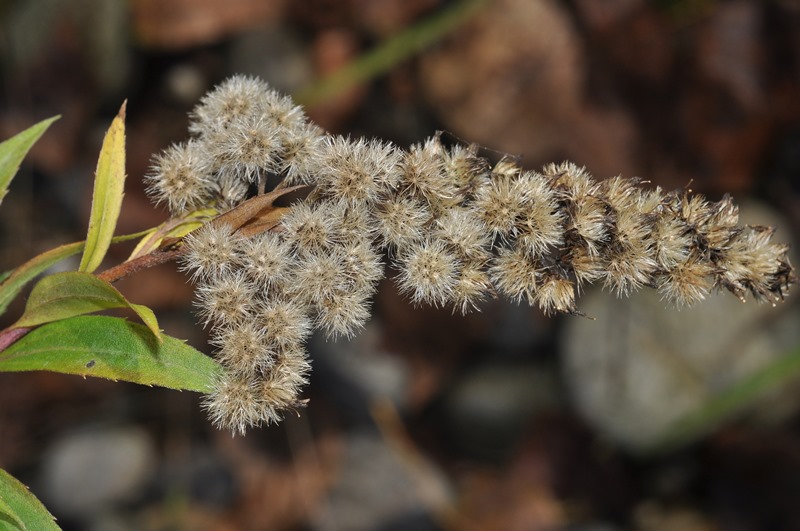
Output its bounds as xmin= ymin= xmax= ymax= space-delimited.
xmin=1 ymin=0 xmax=800 ymax=529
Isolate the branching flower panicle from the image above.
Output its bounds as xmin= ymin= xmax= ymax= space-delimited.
xmin=144 ymin=75 xmax=795 ymax=434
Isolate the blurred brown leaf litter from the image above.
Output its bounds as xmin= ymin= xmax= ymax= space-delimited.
xmin=2 ymin=0 xmax=800 ymax=529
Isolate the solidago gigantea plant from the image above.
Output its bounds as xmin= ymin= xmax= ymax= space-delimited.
xmin=144 ymin=75 xmax=795 ymax=434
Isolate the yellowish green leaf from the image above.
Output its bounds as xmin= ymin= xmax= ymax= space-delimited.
xmin=79 ymin=102 xmax=127 ymax=273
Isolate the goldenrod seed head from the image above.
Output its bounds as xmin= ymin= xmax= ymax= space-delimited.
xmin=314 ymin=136 xmax=402 ymax=205
xmin=195 ymin=271 xmax=256 ymax=327
xmin=257 ymin=298 xmax=313 ymax=350
xmin=238 ymin=231 xmax=294 ymax=290
xmin=189 ymin=75 xmax=271 ymax=137
xmin=182 ymin=223 xmax=243 ymax=281
xmin=375 ymin=194 xmax=432 ymax=249
xmin=146 ymin=140 xmax=215 ymax=214
xmin=212 ymin=318 xmax=276 ymax=377
xmin=396 ymin=239 xmax=460 ymax=307
xmin=203 ymin=372 xmax=264 ymax=435
xmin=156 ymin=75 xmax=796 ymax=435
xmin=280 ymin=200 xmax=340 ymax=254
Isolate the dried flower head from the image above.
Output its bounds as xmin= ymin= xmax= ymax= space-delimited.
xmin=375 ymin=194 xmax=431 ymax=249
xmin=204 ymin=372 xmax=265 ymax=435
xmin=181 ymin=223 xmax=242 ymax=281
xmin=195 ymin=271 xmax=256 ymax=327
xmin=237 ymin=231 xmax=293 ymax=290
xmin=314 ymin=136 xmax=402 ymax=205
xmin=212 ymin=318 xmax=275 ymax=377
xmin=189 ymin=75 xmax=272 ymax=137
xmin=396 ymin=239 xmax=460 ymax=307
xmin=146 ymin=75 xmax=794 ymax=436
xmin=146 ymin=140 xmax=215 ymax=214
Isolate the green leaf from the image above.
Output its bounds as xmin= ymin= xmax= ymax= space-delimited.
xmin=0 ymin=315 xmax=220 ymax=392
xmin=0 ymin=468 xmax=59 ymax=531
xmin=13 ymin=272 xmax=160 ymax=341
xmin=0 ymin=495 xmax=25 ymax=530
xmin=0 ymin=230 xmax=150 ymax=318
xmin=79 ymin=102 xmax=127 ymax=273
xmin=0 ymin=116 xmax=59 ymax=206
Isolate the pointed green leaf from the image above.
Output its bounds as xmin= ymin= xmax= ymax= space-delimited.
xmin=0 ymin=468 xmax=60 ymax=531
xmin=13 ymin=272 xmax=160 ymax=341
xmin=0 ymin=315 xmax=220 ymax=392
xmin=0 ymin=116 xmax=59 ymax=206
xmin=79 ymin=102 xmax=127 ymax=273
xmin=0 ymin=230 xmax=149 ymax=318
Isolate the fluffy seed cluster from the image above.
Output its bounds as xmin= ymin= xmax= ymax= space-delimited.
xmin=146 ymin=75 xmax=795 ymax=434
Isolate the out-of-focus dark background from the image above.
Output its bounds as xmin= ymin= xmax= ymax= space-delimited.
xmin=2 ymin=0 xmax=800 ymax=529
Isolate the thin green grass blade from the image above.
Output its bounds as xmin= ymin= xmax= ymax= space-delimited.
xmin=648 ymin=342 xmax=800 ymax=454
xmin=294 ymin=0 xmax=487 ymax=107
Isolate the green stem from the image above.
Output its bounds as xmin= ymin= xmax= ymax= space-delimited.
xmin=293 ymin=0 xmax=488 ymax=107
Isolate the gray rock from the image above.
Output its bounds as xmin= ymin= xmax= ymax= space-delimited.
xmin=39 ymin=425 xmax=156 ymax=519
xmin=561 ymin=202 xmax=800 ymax=452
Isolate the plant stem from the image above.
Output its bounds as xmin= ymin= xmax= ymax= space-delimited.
xmin=0 ymin=326 xmax=30 ymax=352
xmin=293 ymin=0 xmax=487 ymax=107
xmin=97 ymin=243 xmax=186 ymax=284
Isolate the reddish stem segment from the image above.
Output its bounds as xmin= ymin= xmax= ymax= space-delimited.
xmin=97 ymin=244 xmax=185 ymax=284
xmin=0 ymin=327 xmax=31 ymax=352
